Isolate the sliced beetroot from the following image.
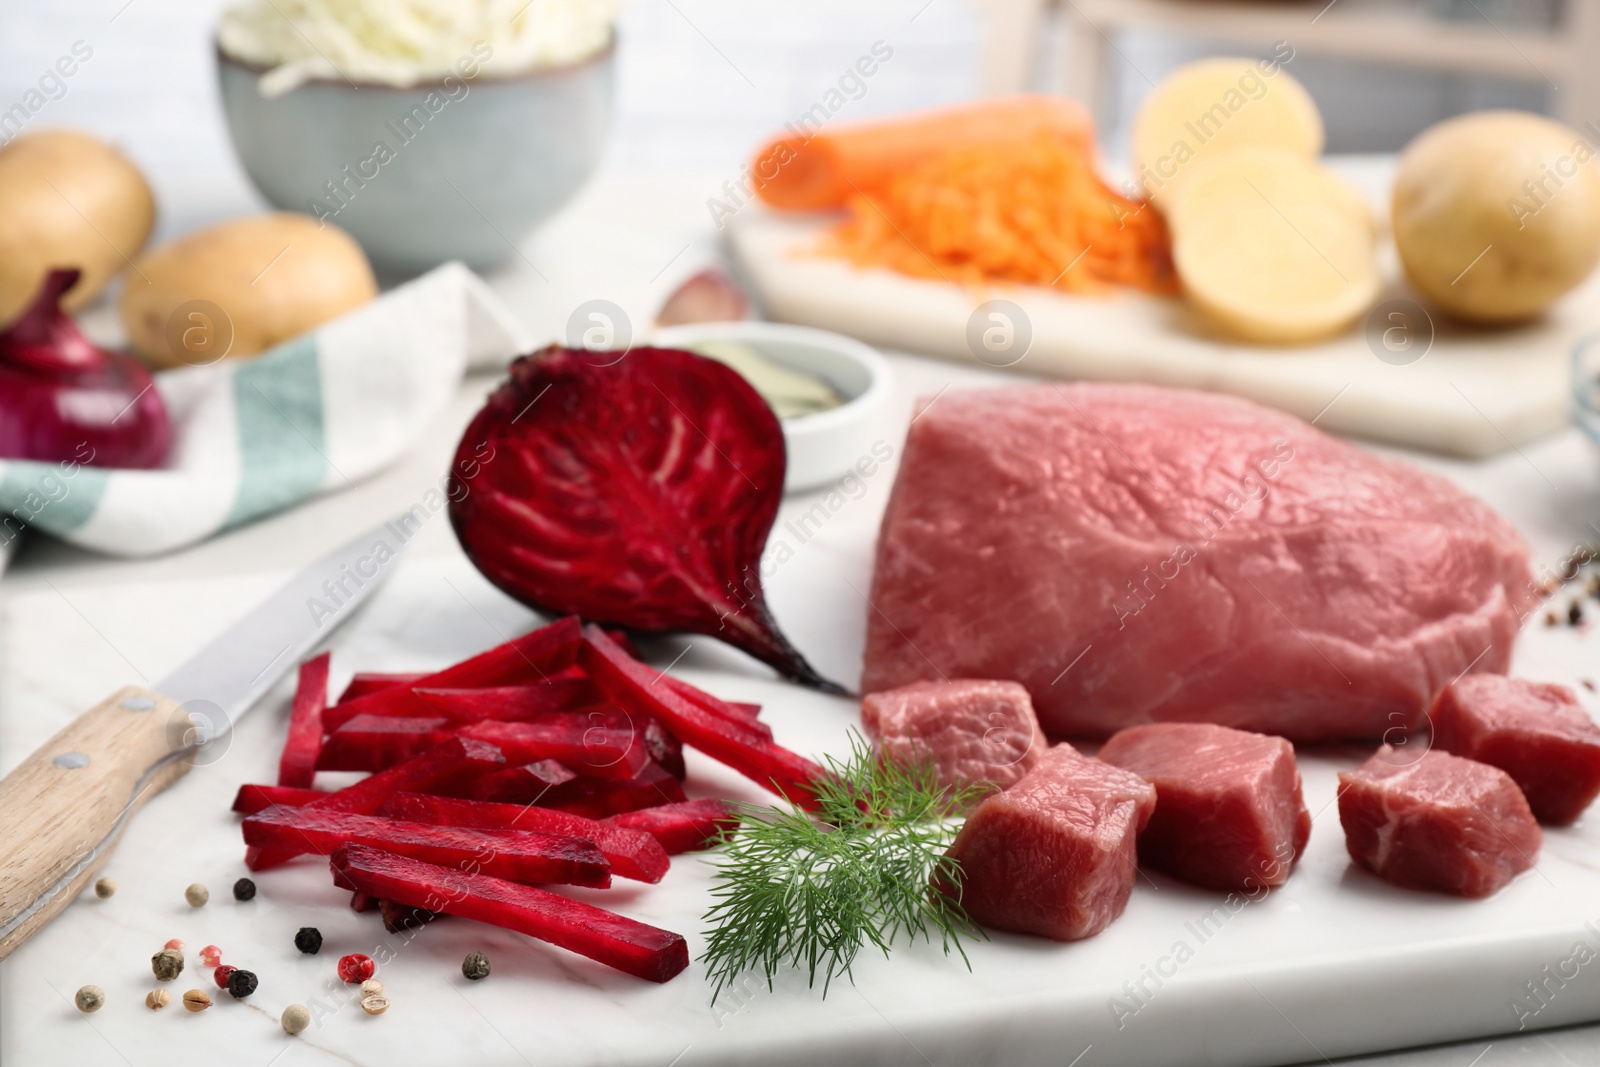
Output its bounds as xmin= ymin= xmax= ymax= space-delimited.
xmin=641 ymin=717 xmax=685 ymax=779
xmin=338 ymin=672 xmax=428 ymax=704
xmin=459 ymin=715 xmax=650 ymax=780
xmin=278 ymin=653 xmax=330 ymax=789
xmin=473 ymin=761 xmax=687 ymax=817
xmin=412 ymin=680 xmax=604 ymax=722
xmin=351 ymin=891 xmax=376 ymax=913
xmin=316 ymin=716 xmax=455 ymax=772
xmin=605 ymin=799 xmax=742 ymax=854
xmin=579 ymin=627 xmax=825 ymax=809
xmin=323 ymin=617 xmax=583 ymax=730
xmin=450 ymin=758 xmax=579 ymax=804
xmin=232 ymin=783 xmax=328 ymax=815
xmin=245 ymin=737 xmax=507 ymax=870
xmin=447 ymin=344 xmax=841 ymax=691
xmin=330 ymin=844 xmax=689 ymax=983
xmin=379 ymin=792 xmax=670 ymax=884
xmin=243 ymin=805 xmax=611 ymax=888
xmin=660 ymin=675 xmax=772 ymax=742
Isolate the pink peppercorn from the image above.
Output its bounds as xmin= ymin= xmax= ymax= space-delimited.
xmin=164 ymin=938 xmax=184 ymax=951
xmin=199 ymin=945 xmax=222 ymax=967
xmin=213 ymin=964 xmax=236 ymax=990
xmin=337 ymin=953 xmax=375 ymax=983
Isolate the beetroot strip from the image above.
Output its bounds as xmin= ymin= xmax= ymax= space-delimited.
xmin=578 ymin=627 xmax=824 ymax=809
xmin=605 ymin=799 xmax=742 ymax=854
xmin=244 ymin=805 xmax=610 ymax=888
xmin=337 ymin=671 xmax=428 ymax=704
xmin=323 ymin=616 xmax=582 ymax=730
xmin=316 ymin=715 xmax=455 ymax=772
xmin=379 ymin=792 xmax=669 ymax=884
xmin=412 ymin=680 xmax=606 ymax=722
xmin=459 ymin=717 xmax=651 ymax=780
xmin=277 ymin=652 xmax=330 ymax=789
xmin=245 ymin=737 xmax=507 ymax=870
xmin=330 ymin=844 xmax=688 ymax=982
xmin=232 ymin=783 xmax=328 ymax=815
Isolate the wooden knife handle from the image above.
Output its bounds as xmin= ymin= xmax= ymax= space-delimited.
xmin=0 ymin=686 xmax=194 ymax=959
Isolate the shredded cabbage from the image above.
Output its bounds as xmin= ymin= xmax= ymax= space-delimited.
xmin=217 ymin=0 xmax=617 ymax=97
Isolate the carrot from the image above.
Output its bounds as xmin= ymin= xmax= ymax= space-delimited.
xmin=752 ymin=95 xmax=1093 ymax=211
xmin=818 ymin=132 xmax=1176 ymax=296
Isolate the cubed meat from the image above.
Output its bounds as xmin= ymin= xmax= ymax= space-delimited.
xmin=861 ymin=679 xmax=1044 ymax=794
xmin=1337 ymin=746 xmax=1540 ymax=898
xmin=1098 ymin=723 xmax=1310 ymax=891
xmin=1428 ymin=675 xmax=1600 ymax=826
xmin=938 ymin=744 xmax=1155 ymax=940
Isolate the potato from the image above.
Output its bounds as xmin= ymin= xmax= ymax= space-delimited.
xmin=1163 ymin=146 xmax=1372 ymax=238
xmin=1133 ymin=56 xmax=1323 ymax=207
xmin=0 ymin=130 xmax=156 ymax=326
xmin=1392 ymin=110 xmax=1600 ymax=323
xmin=1170 ymin=149 xmax=1379 ymax=345
xmin=120 ymin=213 xmax=377 ymax=368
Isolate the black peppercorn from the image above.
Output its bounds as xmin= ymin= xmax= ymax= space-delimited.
xmin=294 ymin=927 xmax=323 ymax=955
xmin=462 ymin=951 xmax=490 ymax=981
xmin=1570 ymin=601 xmax=1584 ymax=626
xmin=233 ymin=877 xmax=256 ymax=901
xmin=226 ymin=968 xmax=258 ymax=999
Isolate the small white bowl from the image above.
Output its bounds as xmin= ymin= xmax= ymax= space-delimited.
xmin=650 ymin=321 xmax=893 ymax=493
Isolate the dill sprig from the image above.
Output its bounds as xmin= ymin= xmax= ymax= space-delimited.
xmin=700 ymin=731 xmax=987 ymax=1000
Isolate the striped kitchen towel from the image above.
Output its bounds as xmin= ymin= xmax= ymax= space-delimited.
xmin=0 ymin=262 xmax=531 ymax=557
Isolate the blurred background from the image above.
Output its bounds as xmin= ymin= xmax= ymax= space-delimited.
xmin=2 ymin=0 xmax=1578 ymax=242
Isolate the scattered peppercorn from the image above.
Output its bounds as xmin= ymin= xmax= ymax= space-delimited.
xmin=1570 ymin=601 xmax=1584 ymax=626
xmin=281 ymin=1004 xmax=311 ymax=1035
xmin=145 ymin=989 xmax=171 ymax=1011
xmin=337 ymin=953 xmax=375 ymax=984
xmin=199 ymin=945 xmax=222 ymax=967
xmin=184 ymin=883 xmax=208 ymax=908
xmin=232 ymin=877 xmax=256 ymax=902
xmin=359 ymin=994 xmax=389 ymax=1016
xmin=225 ymin=968 xmax=258 ymax=999
xmin=93 ymin=877 xmax=115 ymax=899
xmin=1546 ymin=611 xmax=1560 ymax=627
xmin=462 ymin=952 xmax=490 ymax=981
xmin=74 ymin=985 xmax=104 ymax=1014
xmin=164 ymin=938 xmax=184 ymax=951
xmin=152 ymin=947 xmax=184 ymax=981
xmin=213 ymin=965 xmax=236 ymax=990
xmin=294 ymin=927 xmax=323 ymax=955
xmin=181 ymin=989 xmax=211 ymax=1012
xmin=359 ymin=979 xmax=383 ymax=997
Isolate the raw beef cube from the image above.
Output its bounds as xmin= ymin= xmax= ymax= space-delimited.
xmin=863 ymin=383 xmax=1534 ymax=742
xmin=1098 ymin=723 xmax=1310 ymax=891
xmin=938 ymin=744 xmax=1154 ymax=940
xmin=1337 ymin=746 xmax=1540 ymax=898
xmin=1428 ymin=675 xmax=1600 ymax=826
xmin=861 ymin=679 xmax=1044 ymax=795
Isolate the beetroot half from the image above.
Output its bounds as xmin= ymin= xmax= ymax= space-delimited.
xmin=449 ymin=345 xmax=841 ymax=691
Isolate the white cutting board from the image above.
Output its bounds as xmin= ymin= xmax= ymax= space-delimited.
xmin=4 ymin=535 xmax=1600 ymax=1067
xmin=728 ymin=194 xmax=1600 ymax=460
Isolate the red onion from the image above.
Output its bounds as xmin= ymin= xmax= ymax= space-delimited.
xmin=0 ymin=268 xmax=171 ymax=469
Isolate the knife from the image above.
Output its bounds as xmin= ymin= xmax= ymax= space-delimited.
xmin=0 ymin=517 xmax=409 ymax=959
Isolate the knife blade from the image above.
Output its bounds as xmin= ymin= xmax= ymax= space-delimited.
xmin=0 ymin=516 xmax=410 ymax=959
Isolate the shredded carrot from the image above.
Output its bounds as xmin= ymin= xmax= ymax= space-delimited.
xmin=818 ymin=132 xmax=1176 ymax=296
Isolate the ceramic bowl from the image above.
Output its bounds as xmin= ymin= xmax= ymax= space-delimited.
xmin=216 ymin=40 xmax=614 ymax=274
xmin=651 ymin=321 xmax=894 ymax=493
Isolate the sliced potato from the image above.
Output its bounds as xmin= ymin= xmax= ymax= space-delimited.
xmin=1171 ymin=154 xmax=1379 ymax=345
xmin=1133 ymin=57 xmax=1323 ymax=207
xmin=0 ymin=130 xmax=156 ymax=325
xmin=120 ymin=213 xmax=376 ymax=368
xmin=1163 ymin=146 xmax=1372 ymax=239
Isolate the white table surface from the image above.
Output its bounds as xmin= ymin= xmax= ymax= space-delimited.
xmin=4 ymin=172 xmax=1600 ymax=1067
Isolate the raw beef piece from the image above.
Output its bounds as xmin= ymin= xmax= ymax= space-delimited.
xmin=1098 ymin=723 xmax=1310 ymax=891
xmin=1428 ymin=675 xmax=1600 ymax=825
xmin=1337 ymin=746 xmax=1540 ymax=898
xmin=862 ymin=383 xmax=1533 ymax=742
xmin=938 ymin=744 xmax=1155 ymax=940
xmin=860 ymin=679 xmax=1044 ymax=794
